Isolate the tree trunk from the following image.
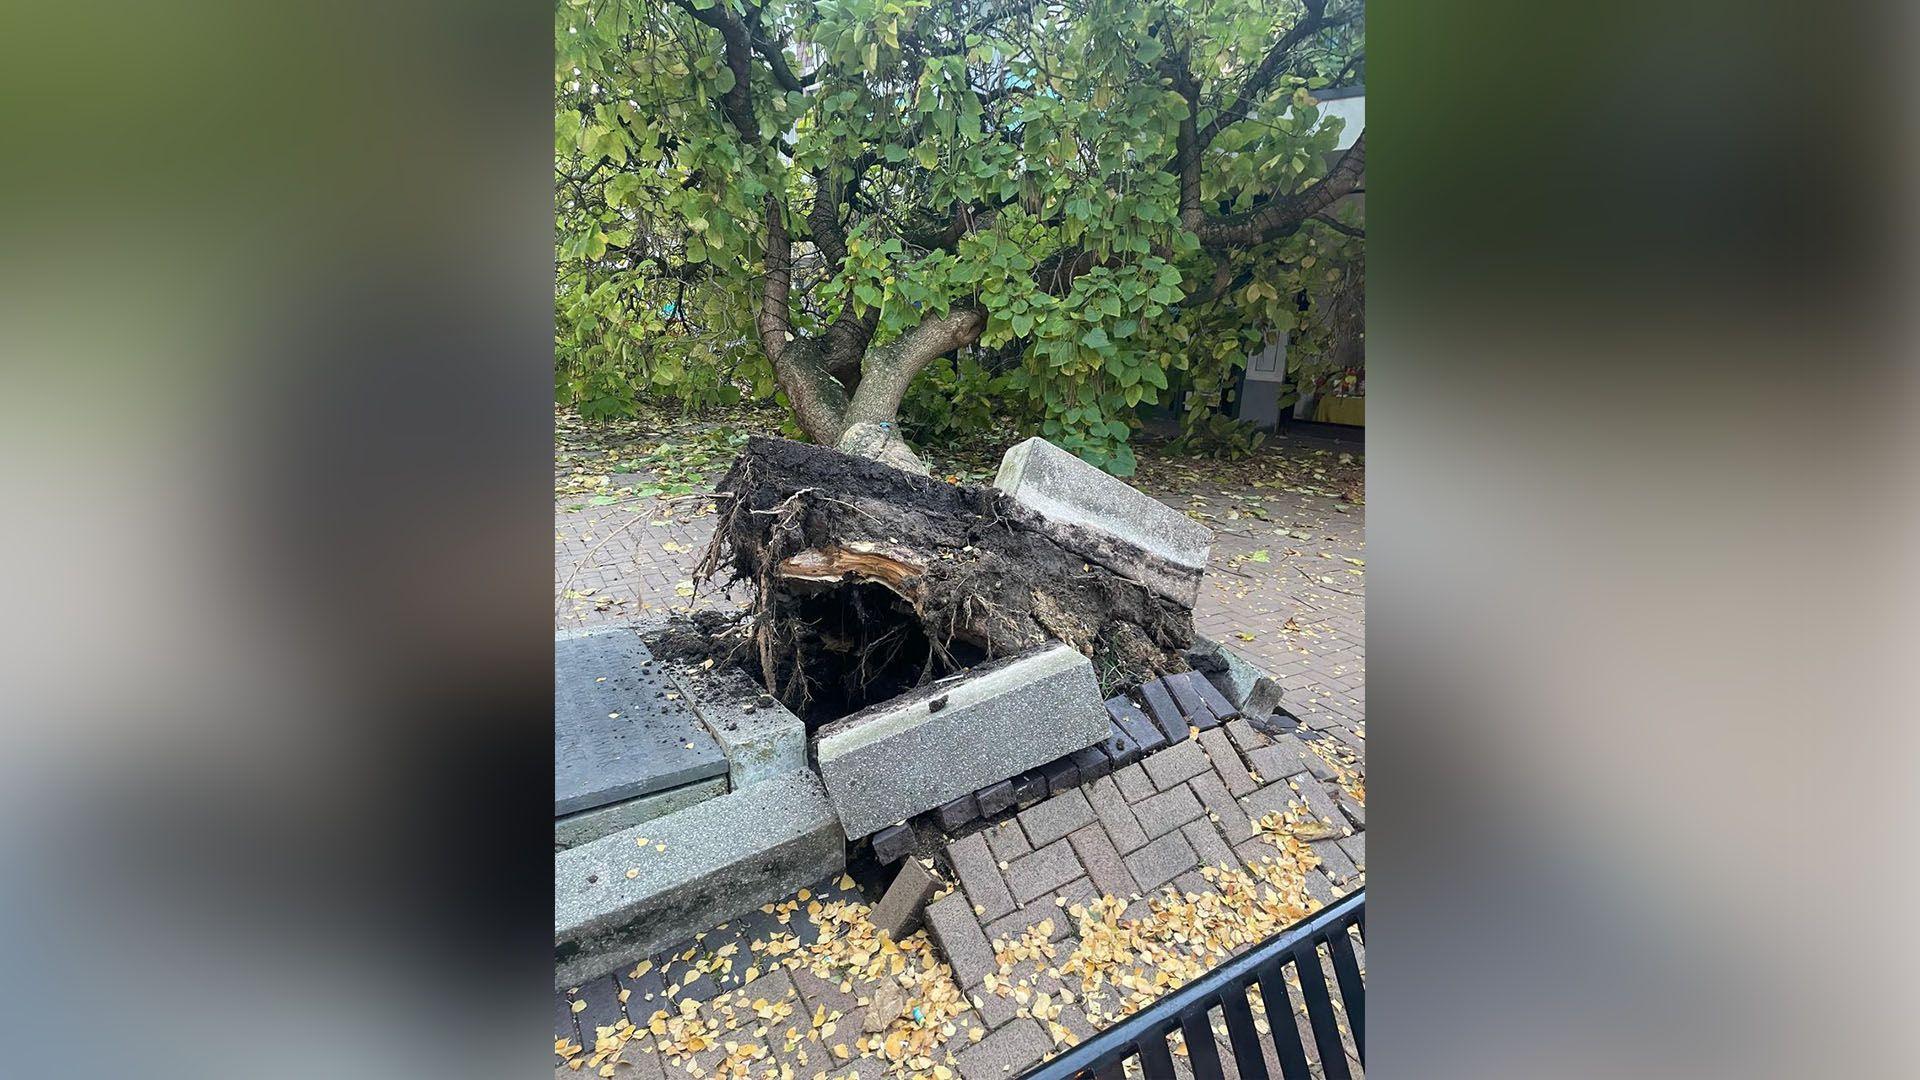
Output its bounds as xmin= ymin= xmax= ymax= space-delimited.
xmin=689 ymin=436 xmax=1195 ymax=724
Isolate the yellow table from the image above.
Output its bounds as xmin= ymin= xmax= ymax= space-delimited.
xmin=1314 ymin=395 xmax=1365 ymax=426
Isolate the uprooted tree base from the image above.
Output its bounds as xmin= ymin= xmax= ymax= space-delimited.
xmin=685 ymin=436 xmax=1196 ymax=727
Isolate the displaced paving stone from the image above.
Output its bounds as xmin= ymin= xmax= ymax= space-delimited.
xmin=1336 ymin=790 xmax=1366 ymax=831
xmin=1182 ymin=819 xmax=1238 ymax=872
xmin=955 ymin=1016 xmax=1053 ymax=1080
xmin=553 ymin=771 xmax=845 ymax=990
xmin=813 ymin=643 xmax=1108 ymax=838
xmin=1247 ymin=735 xmax=1337 ymax=782
xmin=1224 ymin=718 xmax=1272 ymax=754
xmin=1069 ymin=745 xmax=1112 ymax=783
xmin=1197 ymin=727 xmax=1258 ymax=797
xmin=1107 ymin=695 xmax=1168 ymax=757
xmin=1096 ymin=720 xmax=1141 ymax=770
xmin=658 ymin=652 xmax=809 ymax=790
xmin=994 ymin=436 xmax=1212 ymax=606
xmin=554 ymin=629 xmax=728 ymax=816
xmin=947 ymin=830 xmax=1016 ymax=921
xmin=1142 ymin=739 xmax=1211 ymax=790
xmin=1018 ymin=789 xmax=1095 ymax=848
xmin=1163 ymin=671 xmax=1222 ymax=729
xmin=1067 ymin=823 xmax=1140 ymax=900
xmin=1041 ymin=758 xmax=1080 ymax=796
xmin=1112 ymin=762 xmax=1155 ymax=802
xmin=1186 ymin=672 xmax=1242 ymax=724
xmin=554 ymin=775 xmax=727 ymax=850
xmin=976 ymin=780 xmax=1018 ymax=818
xmin=1004 ymin=839 xmax=1085 ymax=905
xmin=1191 ymin=769 xmax=1256 ymax=843
xmin=1084 ymin=775 xmax=1148 ymax=852
xmin=938 ymin=793 xmax=981 ymax=832
xmin=1129 ymin=783 xmax=1205 ymax=838
xmin=870 ymin=859 xmax=939 ymax=941
xmin=871 ymin=822 xmax=914 ymax=864
xmin=1183 ymin=635 xmax=1267 ymax=711
xmin=926 ymin=891 xmax=996 ymax=989
xmin=1123 ymin=830 xmax=1199 ymax=893
xmin=1138 ymin=679 xmax=1189 ymax=744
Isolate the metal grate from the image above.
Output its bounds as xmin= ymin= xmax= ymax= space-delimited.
xmin=1016 ymin=889 xmax=1364 ymax=1080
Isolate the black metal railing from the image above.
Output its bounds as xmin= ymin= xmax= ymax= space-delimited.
xmin=1018 ymin=889 xmax=1365 ymax=1080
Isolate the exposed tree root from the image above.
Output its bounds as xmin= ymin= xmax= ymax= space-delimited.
xmin=691 ymin=436 xmax=1195 ymax=723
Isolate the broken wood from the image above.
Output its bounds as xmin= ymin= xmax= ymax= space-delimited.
xmin=690 ymin=436 xmax=1196 ymax=723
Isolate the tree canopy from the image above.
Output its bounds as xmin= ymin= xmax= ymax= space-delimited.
xmin=557 ymin=0 xmax=1364 ymax=474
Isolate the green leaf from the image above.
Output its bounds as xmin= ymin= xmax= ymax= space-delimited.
xmin=1080 ymin=327 xmax=1110 ymax=349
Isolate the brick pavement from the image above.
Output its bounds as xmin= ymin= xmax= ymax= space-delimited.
xmin=557 ymin=431 xmax=1365 ymax=1077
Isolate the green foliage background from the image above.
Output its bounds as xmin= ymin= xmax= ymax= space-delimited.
xmin=555 ymin=0 xmax=1363 ymax=472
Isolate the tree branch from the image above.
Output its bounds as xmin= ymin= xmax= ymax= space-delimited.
xmin=842 ymin=308 xmax=986 ymax=428
xmin=1195 ymin=0 xmax=1328 ymax=151
xmin=1194 ymin=131 xmax=1364 ymax=249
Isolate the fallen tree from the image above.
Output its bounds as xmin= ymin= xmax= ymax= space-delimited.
xmin=688 ymin=437 xmax=1196 ymax=723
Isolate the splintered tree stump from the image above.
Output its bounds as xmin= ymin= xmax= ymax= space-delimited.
xmin=694 ymin=436 xmax=1195 ymax=723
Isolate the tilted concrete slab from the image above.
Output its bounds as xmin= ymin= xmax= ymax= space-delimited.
xmin=555 ymin=628 xmax=726 ymax=815
xmin=554 ymin=771 xmax=845 ymax=989
xmin=812 ymin=643 xmax=1109 ymax=839
xmin=553 ymin=775 xmax=728 ymax=851
xmin=993 ymin=437 xmax=1212 ymax=605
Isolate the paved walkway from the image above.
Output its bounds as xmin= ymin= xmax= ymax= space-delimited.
xmin=556 ymin=429 xmax=1365 ymax=1078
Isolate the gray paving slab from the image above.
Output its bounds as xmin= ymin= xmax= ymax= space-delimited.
xmin=555 ymin=629 xmax=728 ymax=815
xmin=1084 ymin=775 xmax=1148 ymax=852
xmin=1141 ymin=738 xmax=1211 ymax=790
xmin=813 ymin=644 xmax=1109 ymax=838
xmin=1129 ymin=783 xmax=1205 ymax=839
xmin=554 ymin=775 xmax=728 ymax=850
xmin=1182 ymin=819 xmax=1239 ymax=873
xmin=926 ymin=891 xmax=996 ymax=989
xmin=994 ymin=436 xmax=1211 ymax=606
xmin=660 ymin=656 xmax=806 ymax=790
xmin=1018 ymin=789 xmax=1095 ymax=848
xmin=1124 ymin=831 xmax=1199 ymax=893
xmin=984 ymin=818 xmax=1033 ymax=863
xmin=1197 ymin=727 xmax=1258 ymax=797
xmin=955 ymin=1016 xmax=1052 ymax=1080
xmin=553 ymin=770 xmax=845 ymax=989
xmin=1004 ymin=839 xmax=1085 ymax=905
xmin=1066 ymin=823 xmax=1140 ymax=900
xmin=947 ymin=830 xmax=1016 ymax=921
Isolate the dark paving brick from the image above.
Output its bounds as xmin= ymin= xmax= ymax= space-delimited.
xmin=1012 ymin=771 xmax=1048 ymax=809
xmin=1107 ymin=696 xmax=1167 ymax=757
xmin=1069 ymin=745 xmax=1112 ymax=783
xmin=948 ymin=830 xmax=1016 ymax=921
xmin=1096 ymin=720 xmax=1142 ymax=770
xmin=1335 ymin=789 xmax=1366 ymax=831
xmin=1125 ymin=830 xmax=1199 ymax=893
xmin=1004 ymin=839 xmax=1084 ymax=905
xmin=1188 ymin=673 xmax=1242 ymax=723
xmin=1142 ymin=738 xmax=1211 ymax=790
xmin=871 ymin=822 xmax=913 ymax=863
xmin=1018 ymin=789 xmax=1095 ymax=848
xmin=1041 ymin=758 xmax=1080 ymax=796
xmin=1138 ymin=679 xmax=1189 ymax=743
xmin=1112 ymin=762 xmax=1155 ymax=802
xmin=1164 ymin=671 xmax=1224 ymax=729
xmin=1084 ymin=775 xmax=1148 ymax=852
xmin=926 ymin=891 xmax=996 ymax=988
xmin=956 ymin=1017 xmax=1051 ymax=1080
xmin=1197 ymin=727 xmax=1257 ymax=797
xmin=938 ymin=793 xmax=980 ymax=832
xmin=1129 ymin=783 xmax=1205 ymax=838
xmin=977 ymin=779 xmax=1018 ymax=818
xmin=1066 ymin=822 xmax=1141 ymax=900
